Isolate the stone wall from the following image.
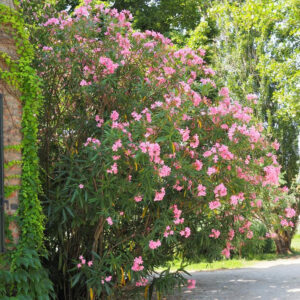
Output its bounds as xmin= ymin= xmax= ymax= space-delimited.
xmin=0 ymin=0 xmax=21 ymax=242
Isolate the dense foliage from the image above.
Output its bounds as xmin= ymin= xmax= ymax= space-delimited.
xmin=0 ymin=3 xmax=53 ymax=299
xmin=27 ymin=1 xmax=296 ymax=298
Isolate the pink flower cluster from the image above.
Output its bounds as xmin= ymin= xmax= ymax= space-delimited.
xmin=99 ymin=56 xmax=119 ymax=74
xmin=221 ymin=242 xmax=234 ymax=259
xmin=172 ymin=205 xmax=184 ymax=224
xmin=180 ymin=227 xmax=191 ymax=238
xmin=139 ymin=142 xmax=162 ymax=164
xmin=164 ymin=225 xmax=174 ymax=238
xmin=197 ymin=184 xmax=206 ymax=196
xmin=285 ymin=207 xmax=296 ymax=218
xmin=112 ymin=139 xmax=122 ymax=152
xmin=84 ymin=137 xmax=101 ymax=148
xmin=214 ymin=183 xmax=227 ymax=198
xmin=132 ymin=256 xmax=144 ymax=271
xmin=209 ymin=229 xmax=220 ymax=239
xmin=107 ymin=162 xmax=118 ymax=174
xmin=136 ymin=277 xmax=149 ymax=287
xmin=154 ymin=187 xmax=165 ymax=201
xmin=263 ymin=165 xmax=280 ymax=186
xmin=209 ymin=200 xmax=221 ymax=210
xmin=159 ymin=165 xmax=171 ymax=177
xmin=106 ymin=217 xmax=113 ymax=226
xmin=149 ymin=239 xmax=161 ymax=249
xmin=77 ymin=255 xmax=93 ymax=269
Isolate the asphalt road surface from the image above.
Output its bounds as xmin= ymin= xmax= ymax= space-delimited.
xmin=168 ymin=257 xmax=300 ymax=300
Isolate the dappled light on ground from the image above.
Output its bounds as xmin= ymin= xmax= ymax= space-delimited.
xmin=168 ymin=257 xmax=300 ymax=299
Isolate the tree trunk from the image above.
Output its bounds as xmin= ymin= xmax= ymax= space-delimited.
xmin=274 ymin=231 xmax=293 ymax=255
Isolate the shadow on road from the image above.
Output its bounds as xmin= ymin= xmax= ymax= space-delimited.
xmin=166 ymin=257 xmax=300 ymax=300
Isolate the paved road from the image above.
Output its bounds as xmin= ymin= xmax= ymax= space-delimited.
xmin=168 ymin=257 xmax=300 ymax=300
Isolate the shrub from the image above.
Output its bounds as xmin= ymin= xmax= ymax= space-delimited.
xmin=28 ymin=1 xmax=294 ymax=298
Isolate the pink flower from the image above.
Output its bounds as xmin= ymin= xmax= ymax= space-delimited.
xmin=209 ymin=201 xmax=221 ymax=210
xmin=247 ymin=231 xmax=253 ymax=239
xmin=80 ymin=79 xmax=91 ymax=86
xmin=256 ymin=200 xmax=262 ymax=208
xmin=219 ymin=87 xmax=229 ymax=97
xmin=112 ymin=139 xmax=122 ymax=151
xmin=88 ymin=261 xmax=93 ymax=267
xmin=164 ymin=226 xmax=174 ymax=237
xmin=134 ymin=195 xmax=143 ymax=202
xmin=105 ymin=276 xmax=112 ymax=282
xmin=218 ymin=145 xmax=234 ymax=160
xmin=106 ymin=217 xmax=113 ymax=226
xmin=180 ymin=227 xmax=191 ymax=238
xmin=194 ymin=160 xmax=203 ymax=171
xmin=154 ymin=187 xmax=165 ymax=201
xmin=95 ymin=115 xmax=104 ymax=127
xmin=43 ymin=17 xmax=59 ymax=26
xmin=159 ymin=165 xmax=171 ymax=177
xmin=179 ymin=127 xmax=190 ymax=142
xmin=187 ymin=279 xmax=196 ymax=289
xmin=163 ymin=66 xmax=176 ymax=75
xmin=207 ymin=166 xmax=217 ymax=176
xmin=285 ymin=207 xmax=296 ymax=218
xmin=77 ymin=263 xmax=82 ymax=269
xmin=280 ymin=219 xmax=289 ymax=227
xmin=132 ymin=256 xmax=144 ymax=271
xmin=222 ymin=247 xmax=230 ymax=258
xmin=99 ymin=56 xmax=119 ymax=74
xmin=263 ymin=165 xmax=280 ymax=186
xmin=149 ymin=239 xmax=161 ymax=249
xmin=79 ymin=184 xmax=84 ymax=189
xmin=131 ymin=111 xmax=142 ymax=121
xmin=74 ymin=6 xmax=89 ymax=17
xmin=197 ymin=184 xmax=206 ymax=197
xmin=272 ymin=140 xmax=280 ymax=151
xmin=230 ymin=195 xmax=238 ymax=206
xmin=110 ymin=110 xmax=119 ymax=121
xmin=107 ymin=163 xmax=118 ymax=174
xmin=190 ymin=134 xmax=199 ymax=148
xmin=81 ymin=259 xmax=86 ymax=264
xmin=84 ymin=137 xmax=101 ymax=147
xmin=228 ymin=229 xmax=235 ymax=241
xmin=136 ymin=277 xmax=148 ymax=287
xmin=209 ymin=229 xmax=220 ymax=239
xmin=246 ymin=93 xmax=258 ymax=101
xmin=42 ymin=46 xmax=53 ymax=51
xmin=214 ymin=183 xmax=227 ymax=197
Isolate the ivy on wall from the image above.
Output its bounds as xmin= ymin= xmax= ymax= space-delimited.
xmin=0 ymin=3 xmax=53 ymax=299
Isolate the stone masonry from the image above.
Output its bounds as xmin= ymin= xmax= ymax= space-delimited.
xmin=0 ymin=0 xmax=21 ymax=241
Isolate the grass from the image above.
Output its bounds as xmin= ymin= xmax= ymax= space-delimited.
xmin=291 ymin=233 xmax=300 ymax=251
xmin=164 ymin=258 xmax=256 ymax=272
xmin=158 ymin=233 xmax=300 ymax=273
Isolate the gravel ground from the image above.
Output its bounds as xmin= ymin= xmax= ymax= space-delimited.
xmin=166 ymin=257 xmax=300 ymax=300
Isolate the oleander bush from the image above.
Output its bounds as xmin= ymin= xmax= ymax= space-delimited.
xmin=29 ymin=1 xmax=295 ymax=298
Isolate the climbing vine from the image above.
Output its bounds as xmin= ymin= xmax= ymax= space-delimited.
xmin=0 ymin=3 xmax=53 ymax=299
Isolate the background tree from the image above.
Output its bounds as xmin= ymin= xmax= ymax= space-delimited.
xmin=188 ymin=0 xmax=300 ymax=253
xmin=191 ymin=0 xmax=300 ymax=188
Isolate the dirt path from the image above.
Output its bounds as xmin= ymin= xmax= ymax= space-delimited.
xmin=168 ymin=257 xmax=300 ymax=300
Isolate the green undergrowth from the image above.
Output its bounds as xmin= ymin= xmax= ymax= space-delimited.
xmin=291 ymin=234 xmax=300 ymax=252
